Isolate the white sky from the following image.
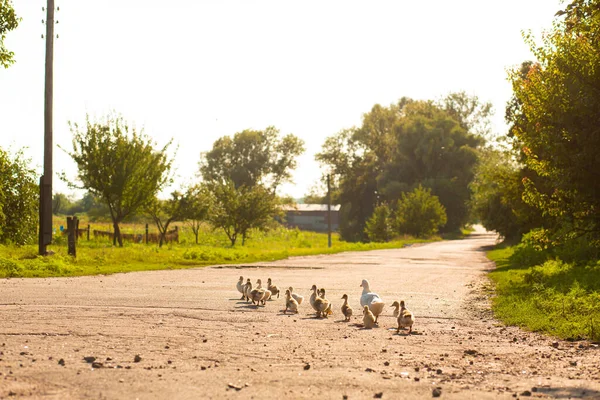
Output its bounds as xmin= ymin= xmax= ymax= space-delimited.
xmin=1 ymin=1 xmax=561 ymax=199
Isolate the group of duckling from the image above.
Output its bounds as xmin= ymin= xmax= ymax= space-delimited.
xmin=236 ymin=276 xmax=415 ymax=334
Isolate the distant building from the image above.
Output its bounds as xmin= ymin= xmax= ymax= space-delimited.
xmin=282 ymin=204 xmax=340 ymax=232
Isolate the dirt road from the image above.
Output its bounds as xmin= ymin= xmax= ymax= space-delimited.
xmin=1 ymin=227 xmax=599 ymax=399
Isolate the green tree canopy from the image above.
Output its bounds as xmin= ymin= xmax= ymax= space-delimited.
xmin=199 ymin=126 xmax=305 ymax=192
xmin=0 ymin=147 xmax=38 ymax=245
xmin=507 ymin=0 xmax=600 ymax=242
xmin=145 ymin=192 xmax=185 ymax=248
xmin=317 ymin=95 xmax=486 ymax=241
xmin=207 ymin=181 xmax=281 ymax=246
xmin=469 ymin=148 xmax=544 ymax=242
xmin=63 ymin=114 xmax=174 ymax=246
xmin=180 ymin=184 xmax=211 ymax=245
xmin=0 ymin=0 xmax=19 ymax=68
xmin=395 ymin=185 xmax=447 ymax=238
xmin=52 ymin=193 xmax=76 ymax=215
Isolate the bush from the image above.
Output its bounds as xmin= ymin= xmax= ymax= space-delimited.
xmin=365 ymin=204 xmax=393 ymax=242
xmin=0 ymin=148 xmax=38 ymax=245
xmin=395 ymin=185 xmax=447 ymax=238
xmin=0 ymin=256 xmax=23 ymax=278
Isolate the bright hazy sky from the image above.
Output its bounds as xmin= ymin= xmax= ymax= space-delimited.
xmin=1 ymin=1 xmax=562 ymax=199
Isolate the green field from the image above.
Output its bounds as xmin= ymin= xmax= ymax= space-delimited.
xmin=0 ymin=221 xmax=434 ymax=278
xmin=487 ymin=246 xmax=600 ymax=341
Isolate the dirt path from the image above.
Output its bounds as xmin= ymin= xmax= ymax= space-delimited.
xmin=1 ymin=227 xmax=599 ymax=399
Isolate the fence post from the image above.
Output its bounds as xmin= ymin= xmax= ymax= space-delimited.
xmin=87 ymin=224 xmax=90 ymax=241
xmin=145 ymin=223 xmax=149 ymax=244
xmin=67 ymin=216 xmax=77 ymax=257
xmin=75 ymin=217 xmax=80 ymax=242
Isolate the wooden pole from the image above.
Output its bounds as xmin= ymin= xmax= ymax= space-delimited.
xmin=327 ymin=174 xmax=332 ymax=248
xmin=39 ymin=0 xmax=55 ymax=255
xmin=67 ymin=216 xmax=77 ymax=257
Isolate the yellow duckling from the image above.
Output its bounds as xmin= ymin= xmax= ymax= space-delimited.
xmin=284 ymin=289 xmax=299 ymax=314
xmin=397 ymin=300 xmax=415 ymax=334
xmin=363 ymin=305 xmax=376 ymax=329
xmin=260 ymin=289 xmax=272 ymax=305
xmin=243 ymin=279 xmax=252 ymax=302
xmin=288 ymin=287 xmax=304 ymax=305
xmin=390 ymin=301 xmax=401 ymax=318
xmin=236 ymin=276 xmax=245 ymax=300
xmin=320 ymin=288 xmax=333 ymax=316
xmin=341 ymin=294 xmax=353 ymax=322
xmin=249 ymin=286 xmax=267 ymax=306
xmin=310 ymin=285 xmax=331 ymax=318
xmin=267 ymin=278 xmax=280 ymax=299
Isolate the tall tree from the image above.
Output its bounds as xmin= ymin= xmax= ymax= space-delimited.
xmin=180 ymin=184 xmax=211 ymax=244
xmin=0 ymin=147 xmax=38 ymax=245
xmin=63 ymin=114 xmax=173 ymax=246
xmin=507 ymin=0 xmax=600 ymax=242
xmin=52 ymin=193 xmax=75 ymax=215
xmin=207 ymin=181 xmax=280 ymax=246
xmin=145 ymin=192 xmax=185 ymax=248
xmin=469 ymin=148 xmax=544 ymax=242
xmin=0 ymin=0 xmax=19 ymax=68
xmin=317 ymin=96 xmax=485 ymax=241
xmin=199 ymin=126 xmax=305 ymax=192
xmin=439 ymin=91 xmax=494 ymax=138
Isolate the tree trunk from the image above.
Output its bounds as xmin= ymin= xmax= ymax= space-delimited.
xmin=194 ymin=229 xmax=199 ymax=244
xmin=113 ymin=221 xmax=123 ymax=247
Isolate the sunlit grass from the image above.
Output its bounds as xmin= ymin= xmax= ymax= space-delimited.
xmin=0 ymin=222 xmax=433 ymax=278
xmin=487 ymin=247 xmax=600 ymax=341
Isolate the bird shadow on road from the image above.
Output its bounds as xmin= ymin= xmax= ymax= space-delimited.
xmin=234 ymin=303 xmax=264 ymax=309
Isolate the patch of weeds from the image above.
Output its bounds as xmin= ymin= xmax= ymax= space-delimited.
xmin=488 ymin=247 xmax=600 ymax=341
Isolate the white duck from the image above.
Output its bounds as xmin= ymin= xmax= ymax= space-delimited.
xmin=360 ymin=279 xmax=385 ymax=324
xmin=288 ymin=287 xmax=304 ymax=305
xmin=236 ymin=276 xmax=245 ymax=299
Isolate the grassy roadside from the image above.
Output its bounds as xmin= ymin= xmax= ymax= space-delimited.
xmin=0 ymin=225 xmax=434 ymax=279
xmin=487 ymin=246 xmax=600 ymax=341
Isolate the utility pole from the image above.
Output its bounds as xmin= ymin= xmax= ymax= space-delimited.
xmin=327 ymin=174 xmax=332 ymax=248
xmin=39 ymin=0 xmax=55 ymax=255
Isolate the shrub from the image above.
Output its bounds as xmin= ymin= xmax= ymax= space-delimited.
xmin=365 ymin=204 xmax=393 ymax=242
xmin=395 ymin=185 xmax=447 ymax=238
xmin=0 ymin=148 xmax=38 ymax=245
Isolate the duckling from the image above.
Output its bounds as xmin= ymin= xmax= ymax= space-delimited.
xmin=260 ymin=289 xmax=272 ymax=305
xmin=397 ymin=300 xmax=415 ymax=334
xmin=236 ymin=276 xmax=245 ymax=299
xmin=249 ymin=286 xmax=267 ymax=306
xmin=310 ymin=285 xmax=331 ymax=318
xmin=363 ymin=305 xmax=376 ymax=329
xmin=255 ymin=279 xmax=272 ymax=302
xmin=288 ymin=287 xmax=304 ymax=305
xmin=390 ymin=301 xmax=401 ymax=318
xmin=360 ymin=279 xmax=385 ymax=324
xmin=318 ymin=288 xmax=325 ymax=298
xmin=267 ymin=278 xmax=280 ymax=299
xmin=341 ymin=294 xmax=353 ymax=322
xmin=309 ymin=284 xmax=319 ymax=310
xmin=320 ymin=288 xmax=333 ymax=316
xmin=284 ymin=289 xmax=299 ymax=314
xmin=243 ymin=279 xmax=252 ymax=302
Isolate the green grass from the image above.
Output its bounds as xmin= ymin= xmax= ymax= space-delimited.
xmin=0 ymin=223 xmax=433 ymax=278
xmin=487 ymin=246 xmax=600 ymax=341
